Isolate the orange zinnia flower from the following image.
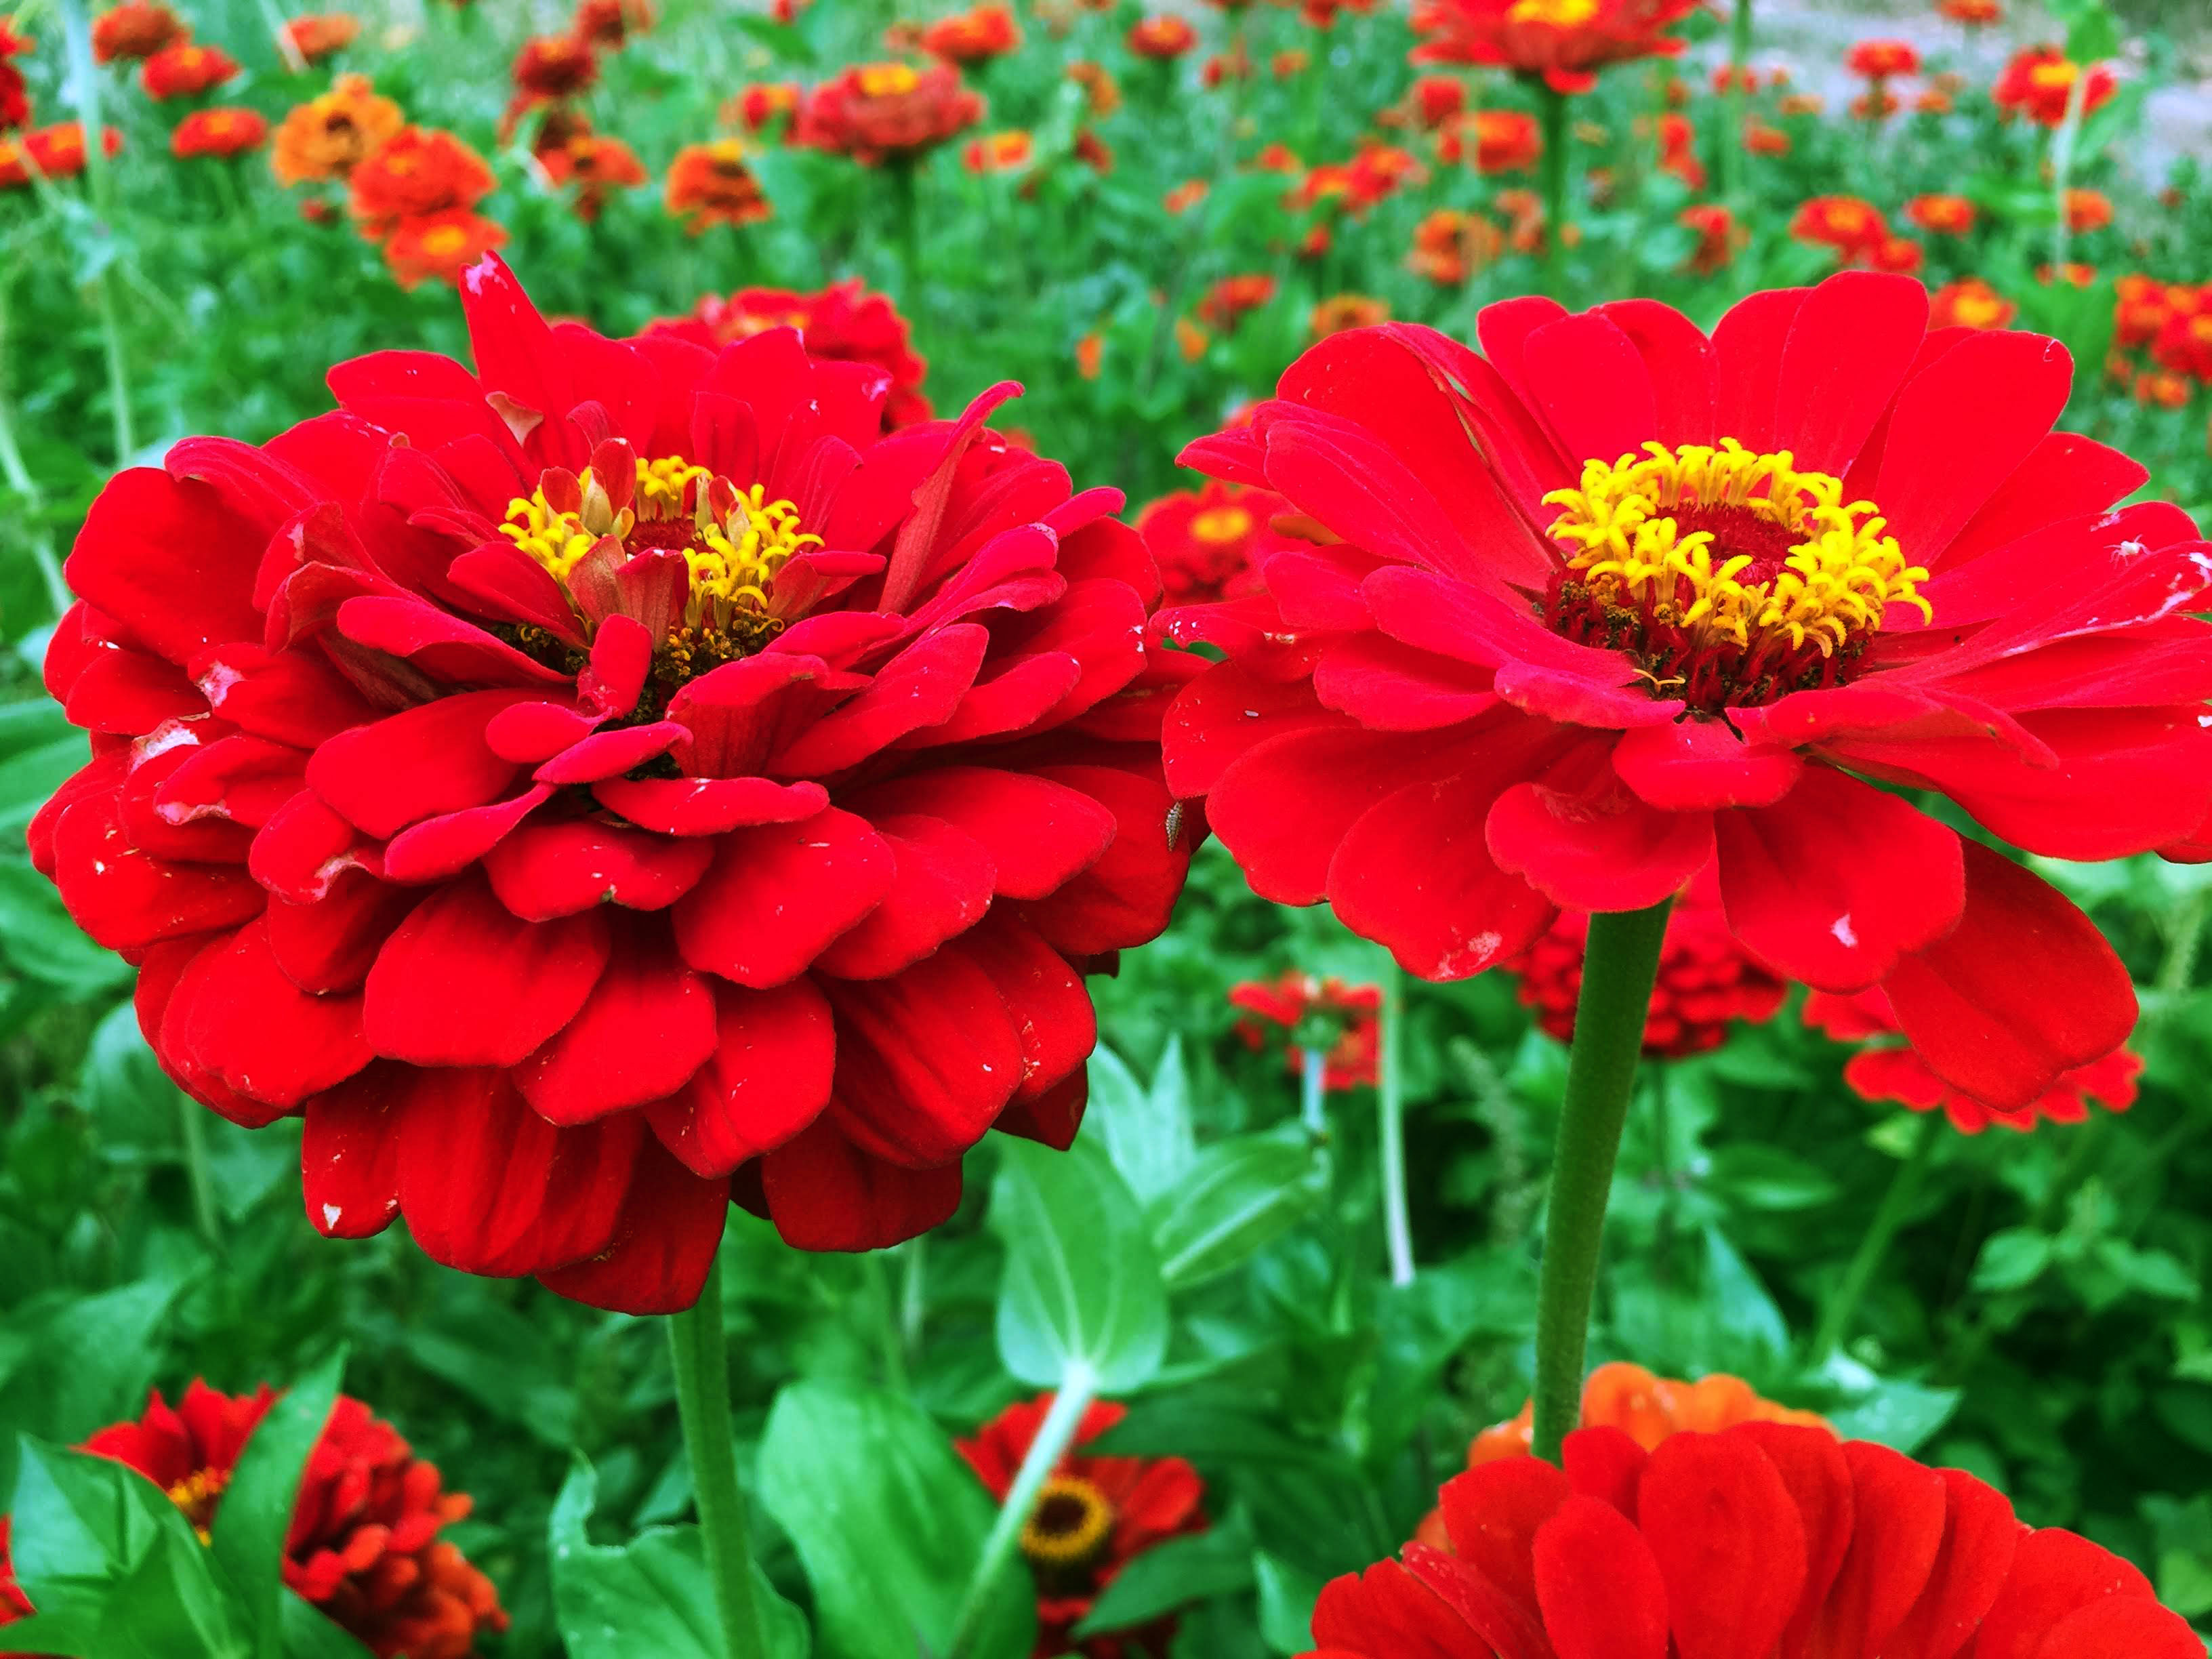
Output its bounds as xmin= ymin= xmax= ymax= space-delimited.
xmin=1904 ymin=192 xmax=1975 ymax=235
xmin=1195 ymin=272 xmax=1274 ymax=332
xmin=664 ymin=136 xmax=771 ymax=230
xmin=1678 ymin=201 xmax=1739 ymax=273
xmin=1126 ymin=14 xmax=1196 ymax=58
xmin=348 ymin=126 xmax=495 ymax=240
xmin=794 ymin=61 xmax=982 ymax=164
xmin=962 ymin=127 xmax=1031 ymax=173
xmin=1310 ymin=293 xmax=1389 ymax=340
xmin=90 ymin=0 xmax=182 ymax=62
xmin=1993 ymin=43 xmax=2116 ymax=127
xmin=1440 ymin=107 xmax=1540 ymax=173
xmin=172 ymin=105 xmax=268 ymax=159
xmin=1843 ymin=37 xmax=1919 ymax=80
xmin=283 ymin=13 xmax=361 ymax=62
xmin=381 ymin=208 xmax=506 ymax=289
xmin=1929 ymin=276 xmax=2017 ymax=331
xmin=2064 ymin=186 xmax=2112 ymax=232
xmin=512 ymin=33 xmax=598 ymax=100
xmin=536 ymin=127 xmax=647 ymax=222
xmin=271 ymin=73 xmax=403 ymax=184
xmin=1409 ymin=207 xmax=1504 ymax=283
xmin=922 ymin=3 xmax=1021 ymax=64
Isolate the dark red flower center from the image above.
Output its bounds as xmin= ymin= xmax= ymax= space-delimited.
xmin=1021 ymin=1473 xmax=1117 ymax=1586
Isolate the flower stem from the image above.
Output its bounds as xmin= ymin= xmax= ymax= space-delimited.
xmin=58 ymin=0 xmax=136 ymax=463
xmin=1378 ymin=962 xmax=1416 ymax=1288
xmin=1299 ymin=1046 xmax=1329 ymax=1136
xmin=1529 ymin=898 xmax=1673 ymax=1462
xmin=865 ymin=1250 xmax=909 ymax=1393
xmin=0 ymin=279 xmax=68 ymax=619
xmin=668 ymin=1257 xmax=771 ymax=1659
xmin=1538 ymin=83 xmax=1572 ymax=295
xmin=2048 ymin=68 xmax=2091 ymax=276
xmin=177 ymin=1094 xmax=220 ymax=1244
xmin=1809 ymin=1109 xmax=1938 ymax=1366
xmin=947 ymin=1361 xmax=1097 ymax=1659
xmin=1721 ymin=0 xmax=1754 ymax=204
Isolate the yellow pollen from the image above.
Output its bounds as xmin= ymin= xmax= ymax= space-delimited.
xmin=1542 ymin=438 xmax=1931 ymax=663
xmin=165 ymin=1467 xmax=229 ymax=1542
xmin=858 ymin=62 xmax=922 ymax=97
xmin=2028 ymin=61 xmax=2077 ymax=90
xmin=1020 ymin=1475 xmax=1117 ymax=1569
xmin=1507 ymin=0 xmax=1599 ymax=24
xmin=1189 ymin=505 xmax=1254 ymax=546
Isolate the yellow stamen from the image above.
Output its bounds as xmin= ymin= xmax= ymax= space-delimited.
xmin=858 ymin=62 xmax=922 ymax=98
xmin=1020 ymin=1475 xmax=1117 ymax=1569
xmin=1507 ymin=0 xmax=1599 ymax=25
xmin=1189 ymin=505 xmax=1254 ymax=546
xmin=165 ymin=1467 xmax=229 ymax=1543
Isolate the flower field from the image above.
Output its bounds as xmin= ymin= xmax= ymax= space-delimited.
xmin=3 ymin=0 xmax=2212 ymax=1655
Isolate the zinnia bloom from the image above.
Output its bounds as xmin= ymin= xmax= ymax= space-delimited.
xmin=1929 ymin=278 xmax=2016 ymax=331
xmin=573 ymin=0 xmax=655 ymax=46
xmin=272 ymin=74 xmax=404 ymax=184
xmin=795 ymin=61 xmax=983 ymax=165
xmin=1410 ymin=0 xmax=1700 ymax=96
xmin=348 ymin=127 xmax=496 ymax=240
xmin=1678 ymin=202 xmax=1738 ymax=274
xmin=1905 ymin=193 xmax=1975 ymax=236
xmin=1405 ymin=73 xmax=1469 ymax=129
xmin=1313 ymin=295 xmax=1391 ymax=341
xmin=536 ymin=127 xmax=648 ymax=222
xmin=1941 ymin=0 xmax=2001 ymax=21
xmin=37 ymin=255 xmax=1189 ymax=1311
xmin=2114 ymin=274 xmax=2196 ymax=349
xmin=1441 ymin=107 xmax=1540 ymax=173
xmin=1317 ymin=1421 xmax=2203 ymax=1659
xmin=140 ymin=40 xmax=239 ymax=100
xmin=960 ymin=1394 xmax=1207 ymax=1659
xmin=1508 ymin=873 xmax=1784 ymax=1058
xmin=2135 ymin=369 xmax=2191 ymax=409
xmin=1807 ymin=984 xmax=2141 ymax=1133
xmin=1788 ymin=194 xmax=1888 ymax=262
xmin=284 ymin=13 xmax=361 ymax=62
xmin=1153 ymin=271 xmax=2211 ymax=1113
xmin=1 ymin=120 xmax=119 ymax=186
xmin=512 ymin=33 xmax=598 ymax=100
xmin=1231 ymin=970 xmax=1381 ymax=1090
xmin=2064 ymin=188 xmax=2112 ymax=233
xmin=922 ymin=3 xmax=1021 ymax=64
xmin=644 ymin=279 xmax=930 ymax=428
xmin=1195 ymin=272 xmax=1275 ymax=331
xmin=172 ymin=105 xmax=268 ymax=159
xmin=380 ymin=208 xmax=507 ymax=289
xmin=1467 ymin=1363 xmax=1828 ymax=1469
xmin=1136 ymin=479 xmax=1286 ymax=605
xmin=663 ymin=137 xmax=771 ymax=232
xmin=1993 ymin=45 xmax=2116 ymax=127
xmin=77 ymin=1381 xmax=506 ymax=1658
xmin=964 ymin=128 xmax=1032 ymax=173
xmin=1067 ymin=60 xmax=1121 ymax=117
xmin=91 ymin=0 xmax=182 ymax=62
xmin=1127 ymin=16 xmax=1197 ymax=59
xmin=1843 ymin=38 xmax=1919 ymax=80
xmin=1410 ymin=207 xmax=1505 ymax=284
xmin=2152 ymin=309 xmax=2212 ymax=382
xmin=729 ymin=81 xmax=801 ymax=133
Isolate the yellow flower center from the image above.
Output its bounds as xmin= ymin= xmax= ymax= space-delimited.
xmin=2028 ymin=60 xmax=2077 ymax=91
xmin=1507 ymin=0 xmax=1599 ymax=25
xmin=1021 ymin=1475 xmax=1117 ymax=1572
xmin=858 ymin=62 xmax=921 ymax=97
xmin=1955 ymin=293 xmax=2004 ymax=327
xmin=1189 ymin=505 xmax=1254 ymax=546
xmin=165 ymin=1467 xmax=229 ymax=1542
xmin=1541 ymin=438 xmax=1930 ymax=710
xmin=419 ymin=224 xmax=470 ymax=256
xmin=708 ymin=136 xmax=747 ymax=165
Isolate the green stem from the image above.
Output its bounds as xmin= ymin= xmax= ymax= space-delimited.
xmin=1298 ymin=1045 xmax=1328 ymax=1136
xmin=1721 ymin=0 xmax=1753 ymax=204
xmin=177 ymin=1095 xmax=220 ymax=1244
xmin=1529 ymin=899 xmax=1673 ymax=1462
xmin=1809 ymin=1110 xmax=1938 ymax=1366
xmin=1538 ymin=83 xmax=1572 ymax=295
xmin=668 ymin=1257 xmax=770 ymax=1659
xmin=59 ymin=0 xmax=135 ymax=462
xmin=1378 ymin=962 xmax=1416 ymax=1288
xmin=948 ymin=1362 xmax=1097 ymax=1659
xmin=2048 ymin=68 xmax=2091 ymax=276
xmin=890 ymin=161 xmax=923 ymax=293
xmin=899 ymin=1234 xmax=928 ymax=1359
xmin=0 ymin=281 xmax=68 ymax=618
xmin=93 ymin=269 xmax=137 ymax=464
xmin=865 ymin=1252 xmax=909 ymax=1393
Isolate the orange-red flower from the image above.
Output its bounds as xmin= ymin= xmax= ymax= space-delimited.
xmin=1913 ymin=87 xmax=1954 ymax=115
xmin=1164 ymin=176 xmax=1207 ymax=213
xmin=645 ymin=278 xmax=931 ymax=426
xmin=1678 ymin=201 xmax=1738 ymax=272
xmin=1788 ymin=192 xmax=1887 ymax=262
xmin=573 ymin=0 xmax=655 ymax=46
xmin=1656 ymin=109 xmax=1701 ymax=187
xmin=1904 ymin=191 xmax=1975 ymax=235
xmin=1742 ymin=116 xmax=1788 ymax=155
xmin=1195 ymin=272 xmax=1275 ymax=331
xmin=72 ymin=1380 xmax=508 ymax=1658
xmin=960 ymin=1394 xmax=1207 ymax=1659
xmin=1843 ymin=37 xmax=1919 ymax=80
xmin=795 ymin=61 xmax=983 ymax=164
xmin=2137 ymin=368 xmax=2192 ymax=407
xmin=381 ymin=207 xmax=507 ymax=288
xmin=348 ymin=126 xmax=495 ymax=240
xmin=1136 ymin=478 xmax=1286 ymax=605
xmin=1439 ymin=107 xmax=1539 ymax=173
xmin=1410 ymin=206 xmax=1505 ymax=283
xmin=1993 ymin=43 xmax=2116 ymax=127
xmin=0 ymin=119 xmax=119 ymax=186
xmin=283 ymin=12 xmax=360 ymax=62
xmin=172 ymin=105 xmax=268 ymax=159
xmin=1231 ymin=970 xmax=1380 ymax=1090
xmin=2114 ymin=273 xmax=2199 ymax=348
xmin=140 ymin=40 xmax=239 ymax=99
xmin=2038 ymin=258 xmax=2099 ymax=287
xmin=1940 ymin=0 xmax=2001 ymax=21
xmin=1870 ymin=233 xmax=1923 ymax=274
xmin=1850 ymin=87 xmax=1900 ymax=121
xmin=535 ymin=127 xmax=647 ymax=221
xmin=1808 ymin=984 xmax=2141 ymax=1133
xmin=1476 ymin=1362 xmax=1827 ymax=1471
xmin=1410 ymin=0 xmax=1699 ymax=96
xmin=1067 ymin=60 xmax=1120 ymax=115
xmin=923 ymin=3 xmax=1021 ymax=64
xmin=2064 ymin=186 xmax=2112 ymax=232
xmin=963 ymin=127 xmax=1031 ymax=173
xmin=91 ymin=0 xmax=182 ymax=62
xmin=1127 ymin=14 xmax=1196 ymax=58
xmin=1404 ymin=73 xmax=1467 ymax=129
xmin=1929 ymin=276 xmax=2016 ymax=331
xmin=2152 ymin=308 xmax=2212 ymax=382
xmin=512 ymin=32 xmax=598 ymax=100
xmin=729 ymin=81 xmax=800 ymax=132
xmin=272 ymin=73 xmax=403 ymax=184
xmin=663 ymin=136 xmax=771 ymax=230
xmin=1076 ymin=331 xmax=1103 ymax=380
xmin=1311 ymin=293 xmax=1389 ymax=340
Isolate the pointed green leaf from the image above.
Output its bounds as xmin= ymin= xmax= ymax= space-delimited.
xmin=209 ymin=1348 xmax=346 ymax=1657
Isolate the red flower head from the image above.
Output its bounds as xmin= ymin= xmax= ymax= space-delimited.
xmin=1 ymin=119 xmax=120 ymax=186
xmin=1941 ymin=0 xmax=2001 ymax=21
xmin=923 ymin=3 xmax=1021 ymax=64
xmin=1348 ymin=138 xmax=1424 ymax=205
xmin=1870 ymin=234 xmax=1924 ymax=275
xmin=272 ymin=73 xmax=403 ymax=185
xmin=1655 ymin=110 xmax=1700 ymax=188
xmin=573 ymin=0 xmax=655 ymax=47
xmin=0 ymin=63 xmax=24 ymax=135
xmin=1788 ymin=194 xmax=1888 ymax=262
xmin=1195 ymin=272 xmax=1276 ymax=332
xmin=1313 ymin=1421 xmax=2202 ymax=1659
xmin=1136 ymin=479 xmax=1288 ymax=605
xmin=0 ymin=16 xmax=30 ymax=56
xmin=964 ymin=127 xmax=1032 ymax=173
xmin=1742 ymin=117 xmax=1789 ymax=155
xmin=1313 ymin=295 xmax=1391 ymax=342
xmin=75 ymin=1381 xmax=507 ymax=1658
xmin=730 ymin=81 xmax=802 ymax=133
xmin=961 ymin=1394 xmax=1206 ymax=1659
xmin=173 ymin=105 xmax=270 ymax=159
xmin=1904 ymin=192 xmax=1976 ymax=236
xmin=1508 ymin=872 xmax=1784 ymax=1058
xmin=284 ymin=13 xmax=362 ymax=62
xmin=91 ymin=0 xmax=183 ymax=61
xmin=348 ymin=127 xmax=496 ymax=241
xmin=536 ymin=127 xmax=648 ymax=222
xmin=645 ymin=279 xmax=931 ymax=430
xmin=1152 ymin=272 xmax=2212 ymax=1116
xmin=512 ymin=33 xmax=598 ymax=100
xmin=1230 ymin=970 xmax=1382 ymax=1090
xmin=2114 ymin=274 xmax=2194 ymax=350
xmin=0 ymin=1517 xmax=31 ymax=1627
xmin=663 ymin=137 xmax=772 ymax=232
xmin=2152 ymin=308 xmax=2212 ymax=382
xmin=2064 ymin=187 xmax=2112 ymax=233
xmin=1410 ymin=0 xmax=1699 ymax=96
xmin=1678 ymin=202 xmax=1739 ymax=274
xmin=796 ymin=61 xmax=983 ymax=164
xmin=381 ymin=209 xmax=507 ymax=289
xmin=1993 ymin=45 xmax=2116 ymax=127
xmin=2136 ymin=369 xmax=2192 ymax=409
xmin=1808 ymin=983 xmax=2141 ymax=1133
xmin=37 ymin=256 xmax=1191 ymax=1311
xmin=1410 ymin=207 xmax=1504 ymax=285
xmin=1408 ymin=73 xmax=1469 ymax=129
xmin=1929 ymin=277 xmax=2017 ymax=332
xmin=1844 ymin=37 xmax=1919 ymax=80
xmin=140 ymin=40 xmax=241 ymax=100
xmin=1127 ymin=15 xmax=1196 ymax=58
xmin=1440 ymin=108 xmax=1541 ymax=173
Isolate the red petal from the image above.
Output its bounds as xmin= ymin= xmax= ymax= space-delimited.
xmin=591 ymin=775 xmax=830 ymax=837
xmin=1532 ymin=1495 xmax=1671 ymax=1659
xmin=161 ymin=918 xmax=372 ymax=1110
xmin=844 ymin=766 xmax=1116 ymax=901
xmin=1521 ymin=312 xmax=1659 ymax=473
xmin=536 ymin=1137 xmax=729 ymax=1313
xmin=1710 ymin=287 xmax=1808 ymax=455
xmin=1725 ymin=1423 xmax=1856 ymax=1658
xmin=814 ymin=813 xmax=996 ymax=980
xmin=759 ymin=1114 xmax=964 ymax=1251
xmin=1636 ymin=1431 xmax=1807 ymax=1659
xmin=646 ymin=976 xmax=836 ymax=1176
xmin=306 ymin=689 xmax=538 ymax=839
xmin=1562 ymin=1426 xmax=1648 ymax=1519
xmin=821 ymin=947 xmax=1024 ymax=1166
xmin=2026 ymin=1596 xmax=2205 ymax=1659
xmin=1772 ymin=272 xmax=1929 ymax=474
xmin=1437 ymin=1456 xmax=1570 ymax=1626
xmin=66 ymin=469 xmax=265 ymax=665
xmin=300 ymin=1065 xmax=405 ymax=1239
xmin=517 ymin=920 xmax=718 ymax=1125
xmin=52 ymin=791 xmax=264 ymax=951
xmin=1792 ymin=1441 xmax=1948 ymax=1659
xmin=483 ymin=815 xmax=716 ymax=919
xmin=1968 ymin=1529 xmax=2154 ymax=1659
xmin=1402 ymin=1544 xmax=1554 ymax=1659
xmin=1017 ymin=760 xmax=1191 ymax=956
xmin=1612 ymin=720 xmax=1803 ymax=811
xmin=768 ymin=624 xmax=990 ymax=776
xmin=1879 ymin=1468 xmax=2019 ymax=1659
xmin=1488 ymin=761 xmax=1715 ymax=912
xmin=1161 ymin=661 xmax=1344 ymax=803
xmin=949 ymin=916 xmax=1094 ymax=1103
xmin=672 ymin=807 xmax=893 ymax=988
xmin=380 ymin=785 xmax=554 ymax=884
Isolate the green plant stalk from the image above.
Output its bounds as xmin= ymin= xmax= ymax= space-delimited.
xmin=948 ymin=1361 xmax=1097 ymax=1659
xmin=865 ymin=1251 xmax=909 ymax=1393
xmin=59 ymin=0 xmax=136 ymax=462
xmin=1721 ymin=0 xmax=1753 ymax=204
xmin=1529 ymin=898 xmax=1673 ymax=1462
xmin=899 ymin=1233 xmax=928 ymax=1359
xmin=668 ymin=1257 xmax=771 ymax=1659
xmin=2048 ymin=67 xmax=2091 ymax=277
xmin=1299 ymin=1046 xmax=1328 ymax=1136
xmin=177 ymin=1094 xmax=221 ymax=1244
xmin=1378 ymin=962 xmax=1416 ymax=1288
xmin=1539 ymin=83 xmax=1572 ymax=294
xmin=0 ymin=281 xmax=69 ymax=618
xmin=1809 ymin=1109 xmax=1938 ymax=1365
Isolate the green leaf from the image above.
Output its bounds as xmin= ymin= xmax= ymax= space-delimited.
xmin=757 ymin=1380 xmax=1031 ymax=1659
xmin=991 ymin=1133 xmax=1169 ymax=1392
xmin=1253 ymin=1549 xmax=1326 ymax=1656
xmin=1826 ymin=1378 xmax=1960 ymax=1454
xmin=279 ymin=1595 xmax=375 ymax=1659
xmin=1088 ymin=1040 xmax=1195 ymax=1206
xmin=1147 ymin=1126 xmax=1325 ymax=1291
xmin=0 ymin=860 xmax=133 ymax=996
xmin=1971 ymin=1229 xmax=2053 ymax=1293
xmin=548 ymin=1458 xmax=809 ymax=1659
xmin=1366 ymin=1254 xmax=1536 ymax=1456
xmin=210 ymin=1349 xmax=346 ymax=1656
xmin=1073 ymin=1519 xmax=1254 ymax=1638
xmin=1706 ymin=1145 xmax=1841 ymax=1212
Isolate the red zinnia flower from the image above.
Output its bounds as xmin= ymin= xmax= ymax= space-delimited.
xmin=284 ymin=13 xmax=361 ymax=62
xmin=1929 ymin=277 xmax=2016 ymax=332
xmin=1406 ymin=74 xmax=1469 ymax=129
xmin=1195 ymin=272 xmax=1276 ymax=331
xmin=1312 ymin=1421 xmax=2201 ymax=1659
xmin=573 ymin=0 xmax=655 ymax=47
xmin=1127 ymin=15 xmax=1196 ymax=58
xmin=795 ymin=61 xmax=983 ymax=164
xmin=1942 ymin=0 xmax=2001 ymax=19
xmin=1808 ymin=983 xmax=2141 ymax=1133
xmin=729 ymin=81 xmax=801 ymax=133
xmin=960 ymin=1393 xmax=1206 ymax=1659
xmin=1742 ymin=117 xmax=1789 ymax=155
xmin=2064 ymin=187 xmax=2112 ymax=233
xmin=2152 ymin=309 xmax=2212 ymax=382
xmin=663 ymin=137 xmax=771 ymax=231
xmin=1441 ymin=108 xmax=1540 ymax=173
xmin=1153 ymin=272 xmax=2211 ymax=1114
xmin=69 ymin=1381 xmax=507 ymax=1658
xmin=1788 ymin=193 xmax=1888 ymax=262
xmin=0 ymin=62 xmax=24 ymax=136
xmin=1843 ymin=38 xmax=1919 ymax=81
xmin=963 ymin=127 xmax=1031 ymax=173
xmin=37 ymin=255 xmax=1190 ymax=1311
xmin=91 ymin=0 xmax=183 ymax=62
xmin=1677 ymin=202 xmax=1738 ymax=274
xmin=1905 ymin=192 xmax=1975 ymax=236
xmin=1410 ymin=0 xmax=1700 ymax=96
xmin=512 ymin=33 xmax=598 ymax=100
xmin=1993 ymin=45 xmax=2116 ymax=127
xmin=140 ymin=40 xmax=239 ymax=100
xmin=1410 ymin=207 xmax=1506 ymax=285
xmin=535 ymin=127 xmax=648 ymax=222
xmin=348 ymin=127 xmax=496 ymax=240
xmin=173 ymin=105 xmax=269 ymax=159
xmin=1655 ymin=110 xmax=1701 ymax=188
xmin=1 ymin=119 xmax=120 ymax=186
xmin=644 ymin=279 xmax=930 ymax=429
xmin=922 ymin=3 xmax=1021 ymax=64
xmin=1136 ymin=479 xmax=1288 ymax=605
xmin=2114 ymin=274 xmax=2196 ymax=349
xmin=1508 ymin=872 xmax=1784 ymax=1058
xmin=381 ymin=208 xmax=508 ymax=289
xmin=1230 ymin=970 xmax=1381 ymax=1090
